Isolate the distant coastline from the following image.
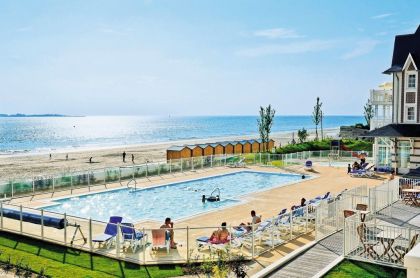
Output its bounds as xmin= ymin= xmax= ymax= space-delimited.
xmin=0 ymin=113 xmax=82 ymax=117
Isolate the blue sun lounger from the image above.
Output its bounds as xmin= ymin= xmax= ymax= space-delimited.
xmin=92 ymin=216 xmax=123 ymax=248
xmin=121 ymin=223 xmax=148 ymax=253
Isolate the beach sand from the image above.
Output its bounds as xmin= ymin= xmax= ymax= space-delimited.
xmin=0 ymin=128 xmax=338 ymax=180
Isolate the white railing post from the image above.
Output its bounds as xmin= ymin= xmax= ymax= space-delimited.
xmin=251 ymin=225 xmax=255 ymax=258
xmin=70 ymin=175 xmax=73 ymax=194
xmin=187 ymin=226 xmax=190 ymax=262
xmin=142 ymin=228 xmax=146 ymax=263
xmin=19 ymin=205 xmax=23 ymax=234
xmin=89 ymin=219 xmax=93 ymax=252
xmin=0 ymin=202 xmax=3 ymax=229
xmin=305 ymin=205 xmax=309 ymax=232
xmin=259 ymin=153 xmax=262 ymax=164
xmin=116 ymin=223 xmax=121 ymax=257
xmin=52 ymin=176 xmax=55 ymax=192
xmin=224 ymin=154 xmax=227 ymax=166
xmin=64 ymin=213 xmax=67 ymax=245
xmin=41 ymin=209 xmax=44 ymax=239
xmin=11 ymin=182 xmax=14 ymax=198
xmin=104 ymin=169 xmax=107 ymax=186
xmin=201 ymin=157 xmax=203 ymax=169
xmin=270 ymin=217 xmax=274 ymax=249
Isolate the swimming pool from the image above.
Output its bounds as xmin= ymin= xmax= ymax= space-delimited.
xmin=42 ymin=171 xmax=307 ymax=222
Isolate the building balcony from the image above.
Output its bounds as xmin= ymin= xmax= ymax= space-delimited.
xmin=369 ymin=90 xmax=392 ymax=105
xmin=370 ymin=117 xmax=392 ymax=130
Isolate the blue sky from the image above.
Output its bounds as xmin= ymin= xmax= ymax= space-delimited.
xmin=0 ymin=0 xmax=419 ymax=116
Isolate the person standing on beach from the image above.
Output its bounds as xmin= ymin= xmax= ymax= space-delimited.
xmin=66 ymin=154 xmax=68 ymax=161
xmin=49 ymin=154 xmax=51 ymax=160
xmin=89 ymin=157 xmax=93 ymax=163
xmin=131 ymin=154 xmax=134 ymax=164
xmin=122 ymin=151 xmax=126 ymax=163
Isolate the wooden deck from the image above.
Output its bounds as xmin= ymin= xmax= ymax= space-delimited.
xmin=268 ymin=231 xmax=343 ymax=278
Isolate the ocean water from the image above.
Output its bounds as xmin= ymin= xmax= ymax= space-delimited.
xmin=42 ymin=171 xmax=305 ymax=222
xmin=0 ymin=115 xmax=363 ymax=154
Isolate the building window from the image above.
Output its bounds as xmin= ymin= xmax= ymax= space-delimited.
xmin=406 ymin=92 xmax=416 ymax=103
xmin=407 ymin=107 xmax=415 ymax=121
xmin=397 ymin=141 xmax=411 ymax=169
xmin=408 ymin=74 xmax=416 ymax=88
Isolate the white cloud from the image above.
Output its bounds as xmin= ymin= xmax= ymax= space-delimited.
xmin=371 ymin=13 xmax=393 ymax=19
xmin=236 ymin=40 xmax=336 ymax=57
xmin=253 ymin=28 xmax=303 ymax=39
xmin=341 ymin=39 xmax=379 ymax=60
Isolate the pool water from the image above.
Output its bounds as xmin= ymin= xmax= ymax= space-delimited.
xmin=43 ymin=171 xmax=306 ymax=222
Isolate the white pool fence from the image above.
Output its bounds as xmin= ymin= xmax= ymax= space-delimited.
xmin=0 ymin=150 xmax=371 ymax=199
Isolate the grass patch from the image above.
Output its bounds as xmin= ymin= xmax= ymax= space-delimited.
xmin=324 ymin=259 xmax=406 ymax=278
xmin=0 ymin=231 xmax=183 ymax=278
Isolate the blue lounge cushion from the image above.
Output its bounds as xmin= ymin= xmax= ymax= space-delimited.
xmin=196 ymin=236 xmax=210 ymax=242
xmin=92 ymin=233 xmax=113 ymax=242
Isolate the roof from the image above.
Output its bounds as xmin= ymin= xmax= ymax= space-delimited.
xmin=199 ymin=144 xmax=212 ymax=148
xmin=364 ymin=124 xmax=420 ymax=137
xmin=383 ymin=25 xmax=420 ymax=74
xmin=167 ymin=145 xmax=190 ymax=151
xmin=219 ymin=141 xmax=233 ymax=147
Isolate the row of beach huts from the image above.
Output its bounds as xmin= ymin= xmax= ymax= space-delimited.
xmin=166 ymin=139 xmax=275 ymax=160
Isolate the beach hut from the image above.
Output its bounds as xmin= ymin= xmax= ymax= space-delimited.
xmin=166 ymin=145 xmax=192 ymax=160
xmin=221 ymin=142 xmax=234 ymax=154
xmin=212 ymin=143 xmax=224 ymax=156
xmin=233 ymin=141 xmax=243 ymax=154
xmin=201 ymin=144 xmax=214 ymax=156
xmin=242 ymin=140 xmax=252 ymax=153
xmin=251 ymin=139 xmax=260 ymax=153
xmin=190 ymin=145 xmax=204 ymax=157
xmin=268 ymin=139 xmax=275 ymax=151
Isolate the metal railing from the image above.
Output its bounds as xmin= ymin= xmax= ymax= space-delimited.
xmin=0 ymin=150 xmax=372 ymax=200
xmin=344 ymin=214 xmax=420 ymax=268
xmin=0 ymin=202 xmax=316 ymax=265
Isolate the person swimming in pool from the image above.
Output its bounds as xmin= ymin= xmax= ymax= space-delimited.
xmin=160 ymin=217 xmax=177 ymax=249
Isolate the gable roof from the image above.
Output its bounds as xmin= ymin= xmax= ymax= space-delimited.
xmin=384 ymin=25 xmax=420 ymax=74
xmin=364 ymin=124 xmax=420 ymax=137
xmin=167 ymin=145 xmax=190 ymax=151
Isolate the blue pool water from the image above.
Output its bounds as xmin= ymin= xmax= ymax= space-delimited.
xmin=43 ymin=171 xmax=306 ymax=222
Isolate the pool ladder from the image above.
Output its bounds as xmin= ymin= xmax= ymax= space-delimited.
xmin=210 ymin=187 xmax=221 ymax=199
xmin=127 ymin=179 xmax=137 ymax=192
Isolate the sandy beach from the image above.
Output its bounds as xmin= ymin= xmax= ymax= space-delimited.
xmin=0 ymin=128 xmax=338 ymax=180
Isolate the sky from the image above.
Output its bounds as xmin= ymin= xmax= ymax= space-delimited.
xmin=0 ymin=0 xmax=419 ymax=116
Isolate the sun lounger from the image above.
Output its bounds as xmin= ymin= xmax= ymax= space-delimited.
xmin=228 ymin=158 xmax=246 ymax=168
xmin=92 ymin=216 xmax=122 ymax=249
xmin=151 ymin=229 xmax=170 ymax=254
xmin=120 ymin=223 xmax=148 ymax=253
xmin=196 ymin=236 xmax=241 ymax=253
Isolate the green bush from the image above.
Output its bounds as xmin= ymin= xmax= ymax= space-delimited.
xmin=275 ymin=139 xmax=372 ymax=154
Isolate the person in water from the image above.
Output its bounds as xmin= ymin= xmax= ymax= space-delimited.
xmin=209 ymin=222 xmax=230 ymax=243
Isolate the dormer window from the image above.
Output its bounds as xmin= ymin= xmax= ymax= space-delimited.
xmin=408 ymin=74 xmax=416 ymax=88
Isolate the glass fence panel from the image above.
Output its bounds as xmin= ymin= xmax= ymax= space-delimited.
xmin=105 ymin=168 xmax=120 ymax=184
xmin=90 ymin=170 xmax=105 ymax=186
xmin=0 ymin=182 xmax=13 ymax=198
xmin=120 ymin=167 xmax=134 ymax=181
xmin=53 ymin=175 xmax=71 ymax=191
xmin=13 ymin=179 xmax=33 ymax=196
xmin=72 ymin=172 xmax=90 ymax=188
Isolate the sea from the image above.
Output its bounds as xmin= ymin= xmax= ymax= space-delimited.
xmin=0 ymin=115 xmax=364 ymax=155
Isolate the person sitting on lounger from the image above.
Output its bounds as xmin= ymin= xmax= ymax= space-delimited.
xmin=160 ymin=217 xmax=177 ymax=249
xmin=236 ymin=210 xmax=261 ymax=232
xmin=209 ymin=222 xmax=230 ymax=243
xmin=352 ymin=161 xmax=360 ymax=170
